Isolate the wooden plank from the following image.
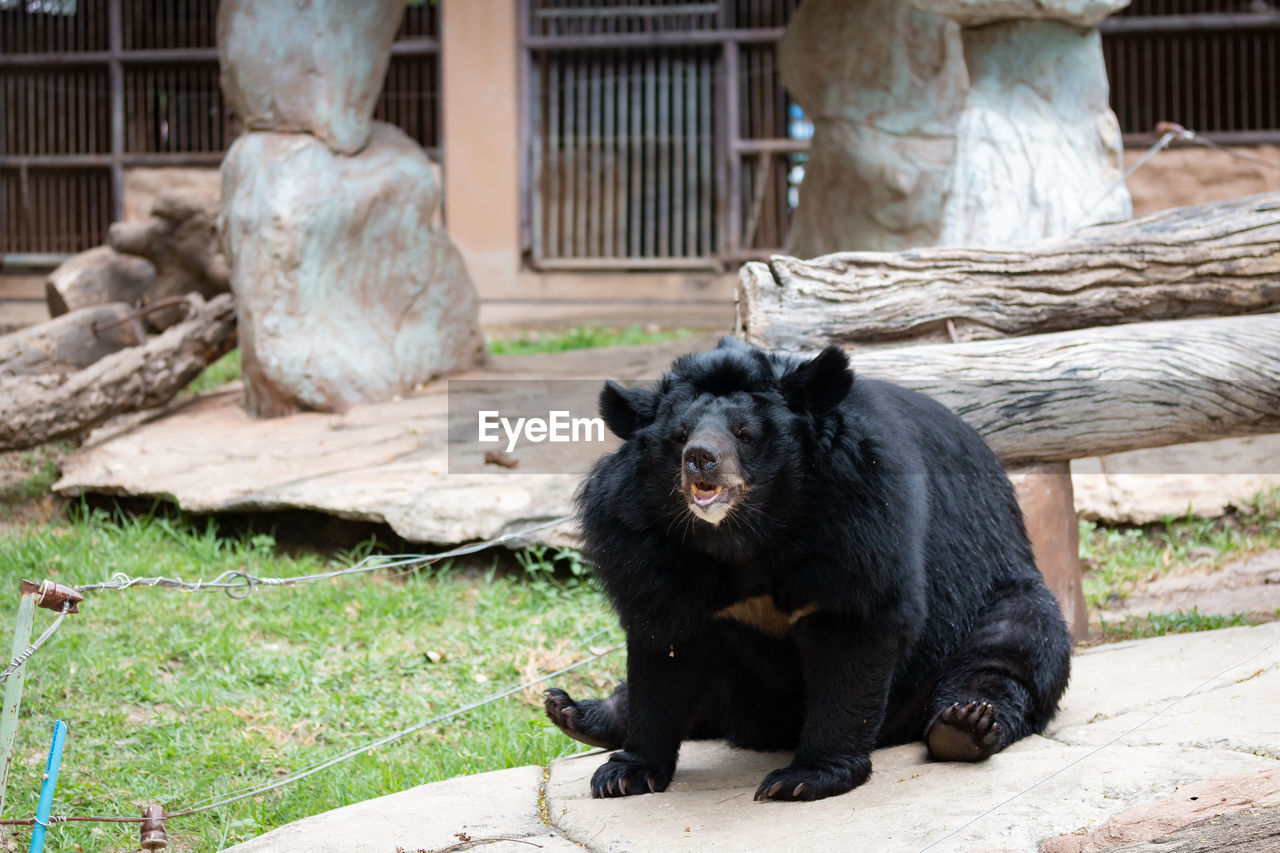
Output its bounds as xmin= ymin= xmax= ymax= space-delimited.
xmin=737 ymin=193 xmax=1280 ymax=350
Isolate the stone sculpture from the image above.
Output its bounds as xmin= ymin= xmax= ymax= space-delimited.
xmin=217 ymin=0 xmax=484 ymax=417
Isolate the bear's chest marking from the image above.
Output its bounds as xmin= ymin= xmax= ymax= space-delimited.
xmin=714 ymin=595 xmax=817 ymax=637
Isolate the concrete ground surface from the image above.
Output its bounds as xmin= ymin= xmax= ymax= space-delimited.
xmin=225 ymin=621 xmax=1280 ymax=853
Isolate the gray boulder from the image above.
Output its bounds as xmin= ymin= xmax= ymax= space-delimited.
xmin=779 ymin=0 xmax=967 ymax=256
xmin=216 ymin=0 xmax=404 ymax=155
xmin=220 ymin=122 xmax=485 ymax=418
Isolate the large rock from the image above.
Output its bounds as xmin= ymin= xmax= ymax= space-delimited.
xmin=107 ymin=192 xmax=230 ymax=330
xmin=910 ymin=1 xmax=1132 ymax=245
xmin=779 ymin=0 xmax=967 ymax=256
xmin=216 ymin=0 xmax=403 ymax=155
xmin=220 ymin=122 xmax=485 ymax=418
xmin=44 ymin=246 xmax=156 ymax=317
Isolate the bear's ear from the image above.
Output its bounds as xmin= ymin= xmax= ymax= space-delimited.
xmin=716 ymin=335 xmax=748 ymax=351
xmin=599 ymin=380 xmax=657 ymax=439
xmin=781 ymin=346 xmax=852 ymax=414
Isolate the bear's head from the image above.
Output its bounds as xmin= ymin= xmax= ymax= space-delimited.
xmin=596 ymin=338 xmax=853 ymax=529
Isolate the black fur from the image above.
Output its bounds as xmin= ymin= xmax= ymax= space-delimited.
xmin=546 ymin=340 xmax=1072 ymax=802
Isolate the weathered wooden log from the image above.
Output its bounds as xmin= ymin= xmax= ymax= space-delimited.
xmin=45 ymin=246 xmax=157 ymax=317
xmin=0 ymin=303 xmax=147 ymax=377
xmin=0 ymin=294 xmax=237 ymax=451
xmin=107 ymin=191 xmax=230 ymax=331
xmin=737 ymin=192 xmax=1280 ymax=350
xmin=840 ymin=313 xmax=1280 ymax=466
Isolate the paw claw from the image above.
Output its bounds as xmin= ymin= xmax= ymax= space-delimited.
xmin=792 ymin=783 xmax=805 ymax=798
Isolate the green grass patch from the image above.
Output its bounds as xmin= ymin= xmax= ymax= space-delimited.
xmin=186 ymin=348 xmax=243 ymax=395
xmin=487 ymin=324 xmax=696 ymax=356
xmin=0 ymin=505 xmax=618 ymax=851
xmin=1079 ymin=487 xmax=1280 ymax=610
xmin=1096 ymin=607 xmax=1262 ymax=642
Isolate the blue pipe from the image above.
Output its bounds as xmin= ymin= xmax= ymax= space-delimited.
xmin=29 ymin=721 xmax=67 ymax=853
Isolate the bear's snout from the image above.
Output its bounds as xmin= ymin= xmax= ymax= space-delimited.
xmin=683 ymin=442 xmax=721 ymax=473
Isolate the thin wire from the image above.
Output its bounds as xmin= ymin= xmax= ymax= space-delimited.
xmin=1187 ymin=135 xmax=1280 ymax=173
xmin=0 ymin=603 xmax=73 ymax=685
xmin=1077 ymin=127 xmax=1191 ymax=228
xmin=918 ymin=630 xmax=1280 ymax=852
xmin=75 ymin=514 xmax=578 ymax=598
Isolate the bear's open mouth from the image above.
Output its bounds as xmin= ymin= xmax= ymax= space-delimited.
xmin=690 ymin=481 xmax=731 ymax=508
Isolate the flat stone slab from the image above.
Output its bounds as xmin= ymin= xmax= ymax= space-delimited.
xmin=226 ymin=622 xmax=1280 ymax=852
xmin=53 ymin=337 xmax=719 ymax=545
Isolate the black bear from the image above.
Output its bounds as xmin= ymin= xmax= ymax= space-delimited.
xmin=545 ymin=339 xmax=1072 ymax=802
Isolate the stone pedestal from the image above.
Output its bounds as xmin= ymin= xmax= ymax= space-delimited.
xmin=778 ymin=0 xmax=967 ymax=256
xmin=910 ymin=0 xmax=1132 ymax=246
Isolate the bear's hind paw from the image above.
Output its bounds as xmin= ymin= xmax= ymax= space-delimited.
xmin=926 ymin=701 xmax=1003 ymax=761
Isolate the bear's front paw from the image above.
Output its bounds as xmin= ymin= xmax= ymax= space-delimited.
xmin=590 ymin=752 xmax=672 ymax=798
xmin=754 ymin=754 xmax=872 ymax=802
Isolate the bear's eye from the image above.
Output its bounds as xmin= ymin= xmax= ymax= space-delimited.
xmin=672 ymin=426 xmax=689 ymax=445
xmin=734 ymin=426 xmax=752 ymax=444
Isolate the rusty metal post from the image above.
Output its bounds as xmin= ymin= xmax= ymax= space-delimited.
xmin=107 ymin=0 xmax=126 ymax=223
xmin=0 ymin=582 xmax=39 ymax=817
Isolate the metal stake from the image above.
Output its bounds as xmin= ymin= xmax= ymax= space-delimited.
xmin=0 ymin=583 xmax=38 ymax=817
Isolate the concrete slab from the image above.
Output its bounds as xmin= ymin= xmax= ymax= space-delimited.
xmin=223 ymin=765 xmax=581 ymax=853
xmin=224 ymin=622 xmax=1280 ymax=853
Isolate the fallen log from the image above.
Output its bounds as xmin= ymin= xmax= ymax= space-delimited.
xmin=0 ymin=303 xmax=147 ymax=377
xmin=843 ymin=313 xmax=1280 ymax=466
xmin=737 ymin=192 xmax=1280 ymax=350
xmin=107 ymin=191 xmax=230 ymax=330
xmin=45 ymin=246 xmax=156 ymax=317
xmin=0 ymin=293 xmax=237 ymax=451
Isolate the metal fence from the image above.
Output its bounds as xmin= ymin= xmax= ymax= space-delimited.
xmin=1101 ymin=1 xmax=1280 ymax=144
xmin=3 ymin=0 xmax=1277 ymax=262
xmin=520 ymin=0 xmax=803 ymax=269
xmin=0 ymin=0 xmax=441 ymax=259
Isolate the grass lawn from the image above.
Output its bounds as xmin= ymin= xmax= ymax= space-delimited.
xmin=0 ymin=505 xmax=621 ymax=851
xmin=1078 ymin=487 xmax=1280 ymax=642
